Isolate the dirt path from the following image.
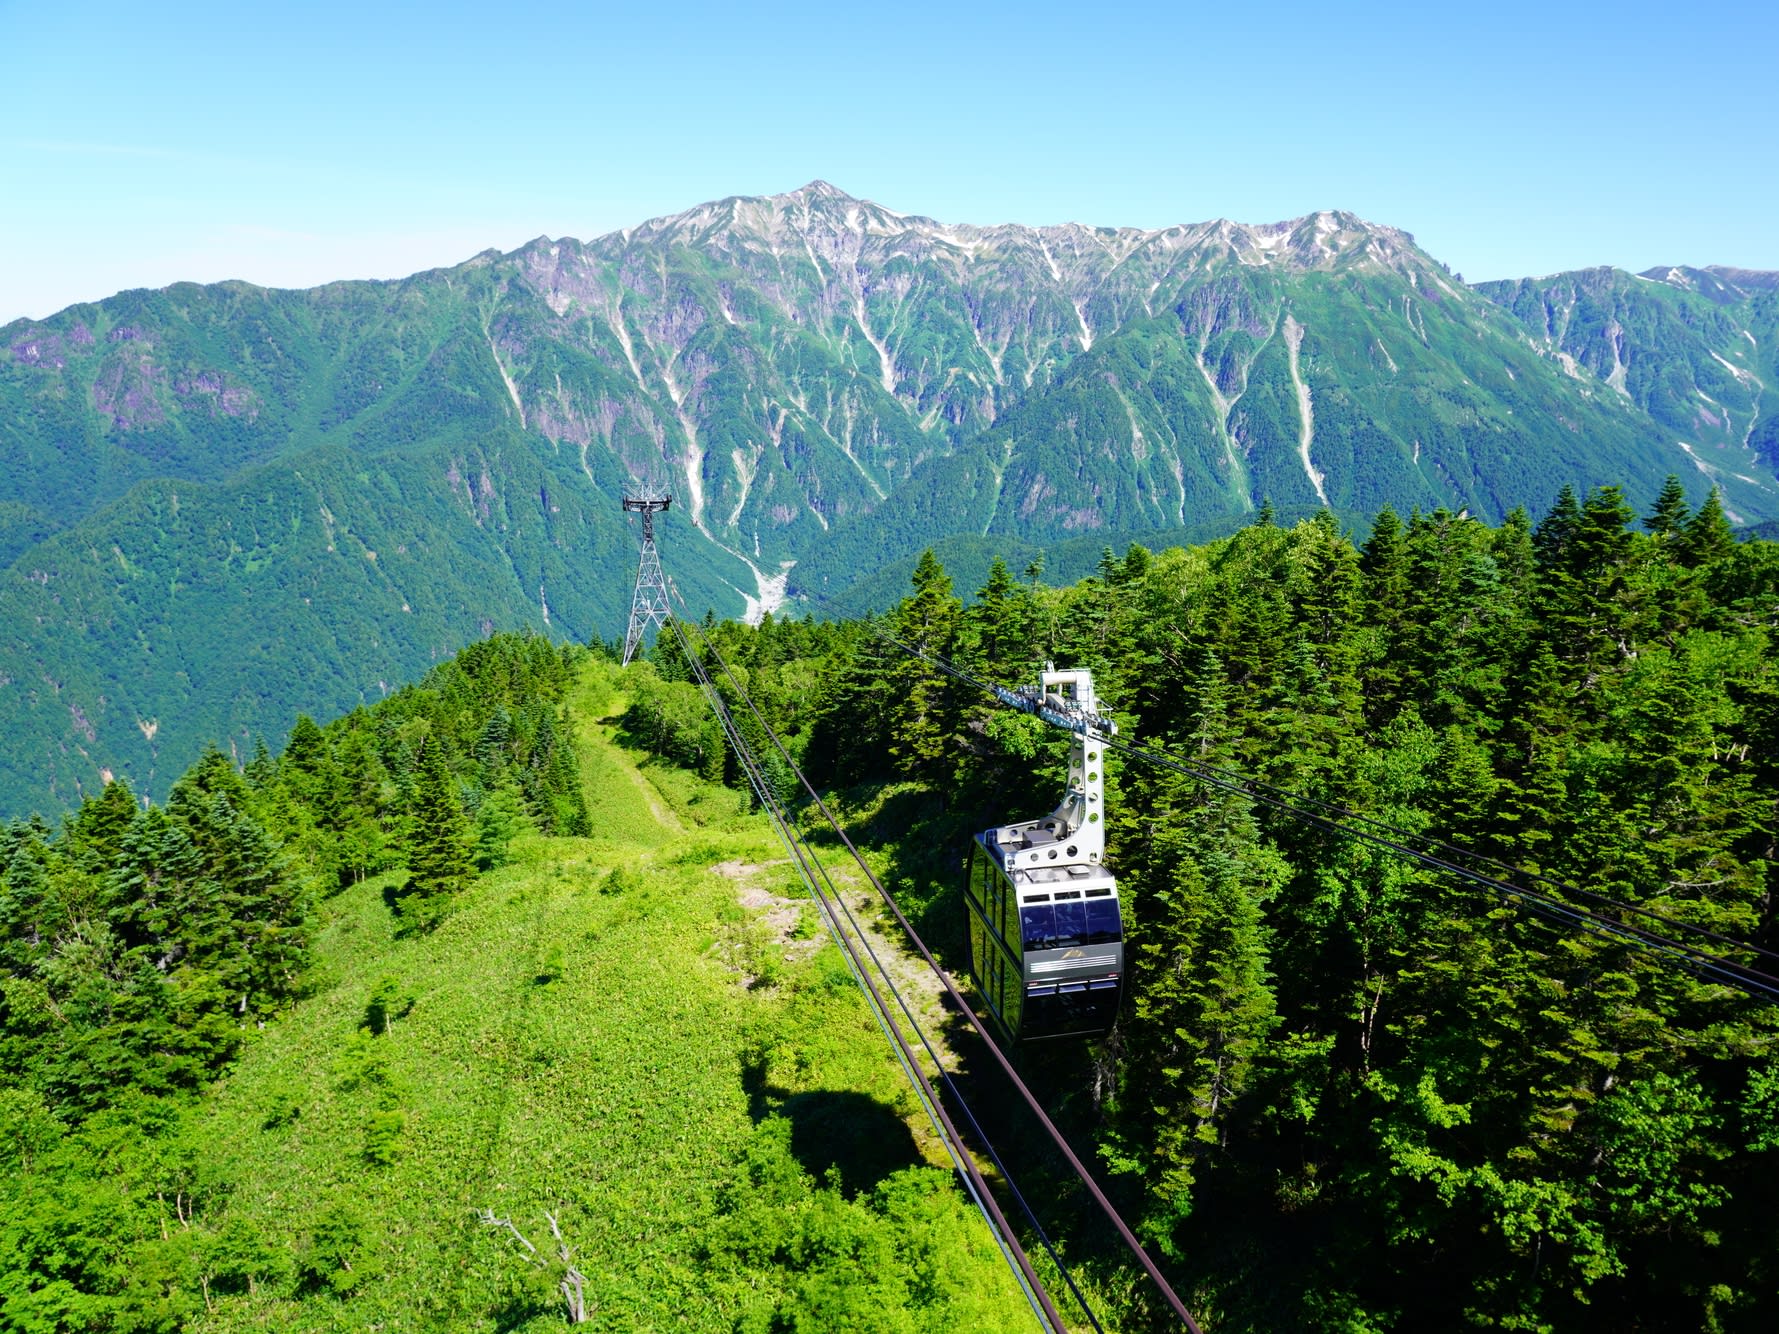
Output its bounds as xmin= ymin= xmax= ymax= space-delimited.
xmin=819 ymin=866 xmax=970 ymax=1094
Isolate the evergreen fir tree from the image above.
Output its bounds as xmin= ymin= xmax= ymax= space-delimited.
xmin=1492 ymin=505 xmax=1536 ymax=596
xmin=332 ymin=724 xmax=392 ymax=884
xmin=1644 ymin=474 xmax=1691 ymax=537
xmin=1533 ymin=484 xmax=1583 ymax=572
xmin=884 ymin=551 xmax=961 ymax=784
xmin=1288 ymin=511 xmax=1365 ymax=764
xmin=282 ymin=714 xmax=343 ymax=829
xmin=1112 ymin=649 xmax=1284 ymax=1237
xmin=1360 ymin=505 xmax=1406 ymax=584
xmin=0 ymin=835 xmax=53 ymax=973
xmin=101 ymin=805 xmax=204 ymax=960
xmin=475 ymin=708 xmax=515 ymax=776
xmin=243 ymin=737 xmax=278 ymax=791
xmin=474 ymin=780 xmax=533 ymax=871
xmin=170 ymin=744 xmax=254 ymax=812
xmin=63 ymin=778 xmax=138 ymax=874
xmin=545 ymin=708 xmax=592 ymax=836
xmin=1358 ymin=505 xmax=1411 ymax=720
xmin=1679 ymin=486 xmax=1736 ymax=567
xmin=959 ymin=555 xmax=1030 ymax=684
xmin=399 ymin=734 xmax=471 ymax=925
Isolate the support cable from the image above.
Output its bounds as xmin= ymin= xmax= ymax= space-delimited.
xmin=789 ymin=805 xmax=1107 ymax=1334
xmin=676 ymin=612 xmax=1107 ymax=1334
xmin=665 ymin=616 xmax=1059 ymax=1332
xmin=660 ymin=614 xmax=1069 ymax=1334
xmin=666 ymin=599 xmax=1205 ymax=1333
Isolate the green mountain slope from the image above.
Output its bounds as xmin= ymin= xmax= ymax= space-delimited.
xmin=4 ymin=183 xmax=1778 ymax=816
xmin=0 ymin=431 xmax=749 ymax=812
xmin=0 ymin=656 xmax=1036 ymax=1330
xmin=189 ymin=685 xmax=1029 ymax=1329
xmin=1477 ymin=265 xmax=1779 ymax=516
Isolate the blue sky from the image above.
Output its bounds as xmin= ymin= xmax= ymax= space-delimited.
xmin=3 ymin=0 xmax=1774 ymax=324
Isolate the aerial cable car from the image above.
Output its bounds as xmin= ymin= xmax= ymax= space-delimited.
xmin=966 ymin=666 xmax=1124 ymax=1041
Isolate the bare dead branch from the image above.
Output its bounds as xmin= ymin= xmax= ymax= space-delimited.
xmin=479 ymin=1207 xmax=591 ymax=1323
xmin=476 ymin=1208 xmax=539 ymax=1259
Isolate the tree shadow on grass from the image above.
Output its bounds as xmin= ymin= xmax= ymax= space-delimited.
xmin=490 ymin=1292 xmax=554 ymax=1333
xmin=742 ymin=1057 xmax=924 ymax=1197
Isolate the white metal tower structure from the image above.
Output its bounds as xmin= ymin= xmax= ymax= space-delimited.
xmin=620 ymin=495 xmax=672 ymax=665
xmin=988 ymin=666 xmax=1116 ymax=869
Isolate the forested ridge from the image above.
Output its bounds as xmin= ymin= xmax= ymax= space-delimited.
xmin=633 ymin=478 xmax=1779 ymax=1330
xmin=4 ymin=475 xmax=1777 ymax=1331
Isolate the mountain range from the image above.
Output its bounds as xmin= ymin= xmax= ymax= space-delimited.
xmin=2 ymin=181 xmax=1775 ymax=815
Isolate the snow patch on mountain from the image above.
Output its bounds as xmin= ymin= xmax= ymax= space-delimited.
xmin=489 ymin=338 xmax=526 ymax=427
xmin=1284 ymin=315 xmax=1327 ymax=507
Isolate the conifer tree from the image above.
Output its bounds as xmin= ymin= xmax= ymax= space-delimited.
xmin=64 ymin=778 xmax=138 ymax=874
xmin=1492 ymin=505 xmax=1536 ymax=596
xmin=958 ymin=555 xmax=1031 ymax=684
xmin=1287 ymin=511 xmax=1365 ymax=766
xmin=1533 ymin=483 xmax=1583 ymax=572
xmin=545 ymin=708 xmax=592 ymax=836
xmin=884 ymin=550 xmax=961 ymax=783
xmin=1542 ymin=485 xmax=1643 ymax=698
xmin=332 ymin=724 xmax=391 ymax=884
xmin=475 ymin=780 xmax=534 ymax=871
xmin=243 ymin=737 xmax=278 ymax=791
xmin=167 ymin=780 xmax=304 ymax=1015
xmin=1394 ymin=510 xmax=1510 ymax=728
xmin=1495 ymin=641 xmax=1573 ymax=869
xmin=171 ymin=744 xmax=254 ymax=810
xmin=282 ymin=714 xmax=344 ymax=830
xmin=1112 ymin=649 xmax=1284 ymax=1236
xmin=101 ymin=805 xmax=204 ymax=960
xmin=1360 ymin=505 xmax=1408 ymax=591
xmin=1644 ymin=474 xmax=1691 ymax=537
xmin=475 ymin=708 xmax=515 ymax=776
xmin=1358 ymin=505 xmax=1411 ymax=719
xmin=400 ymin=734 xmax=471 ymax=923
xmin=0 ymin=835 xmax=53 ymax=974
xmin=1679 ymin=486 xmax=1735 ymax=567
xmin=805 ymin=621 xmax=901 ymax=785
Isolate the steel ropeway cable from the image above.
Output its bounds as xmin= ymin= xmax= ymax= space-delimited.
xmin=660 ymin=605 xmax=1090 ymax=1332
xmin=661 ymin=592 xmax=1206 ymax=1332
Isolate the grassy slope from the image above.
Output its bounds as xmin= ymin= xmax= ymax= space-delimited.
xmin=179 ymin=662 xmax=1031 ymax=1331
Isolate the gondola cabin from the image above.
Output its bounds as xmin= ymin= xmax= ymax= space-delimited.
xmin=965 ymin=667 xmax=1124 ymax=1041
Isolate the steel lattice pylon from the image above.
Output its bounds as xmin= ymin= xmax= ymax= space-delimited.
xmin=620 ymin=496 xmax=673 ymax=664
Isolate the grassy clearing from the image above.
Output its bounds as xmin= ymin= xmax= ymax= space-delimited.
xmin=179 ymin=660 xmax=1033 ymax=1331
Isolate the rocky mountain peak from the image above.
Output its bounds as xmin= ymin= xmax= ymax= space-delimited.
xmin=527 ymin=188 xmax=1442 ymax=295
xmin=778 ymin=179 xmax=853 ymax=205
xmin=1639 ymin=264 xmax=1779 ymax=304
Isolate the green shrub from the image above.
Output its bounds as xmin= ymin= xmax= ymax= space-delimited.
xmin=362 ymin=1109 xmax=405 ymax=1166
